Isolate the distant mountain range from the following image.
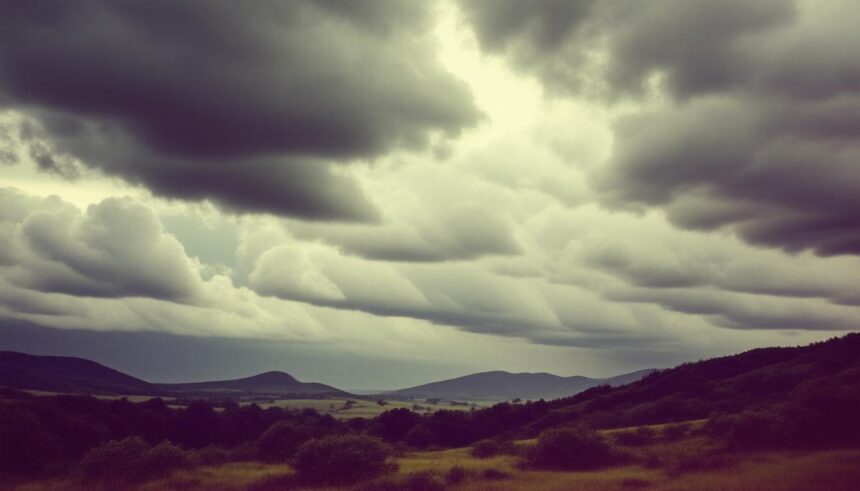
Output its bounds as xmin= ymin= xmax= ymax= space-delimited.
xmin=0 ymin=351 xmax=155 ymax=395
xmin=0 ymin=351 xmax=346 ymax=397
xmin=159 ymin=371 xmax=346 ymax=396
xmin=392 ymin=368 xmax=656 ymax=401
xmin=0 ymin=350 xmax=655 ymax=401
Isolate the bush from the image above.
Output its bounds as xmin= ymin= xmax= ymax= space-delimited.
xmin=445 ymin=465 xmax=471 ymax=484
xmin=0 ymin=407 xmax=61 ymax=475
xmin=706 ymin=409 xmax=789 ymax=449
xmin=614 ymin=426 xmax=655 ymax=446
xmin=524 ymin=425 xmax=614 ymax=470
xmin=482 ymin=468 xmax=510 ymax=480
xmin=470 ymin=438 xmax=502 ymax=458
xmin=192 ymin=445 xmax=232 ymax=466
xmin=79 ymin=437 xmax=190 ymax=482
xmin=292 ymin=434 xmax=393 ymax=484
xmin=661 ymin=423 xmax=689 ymax=441
xmin=139 ymin=440 xmax=191 ymax=478
xmin=257 ymin=421 xmax=313 ymax=461
xmin=405 ymin=425 xmax=435 ymax=449
xmin=402 ymin=471 xmax=445 ymax=491
xmin=80 ymin=436 xmax=151 ymax=481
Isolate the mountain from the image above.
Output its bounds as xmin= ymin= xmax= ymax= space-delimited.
xmin=0 ymin=351 xmax=349 ymax=397
xmin=158 ymin=371 xmax=348 ymax=396
xmin=0 ymin=351 xmax=156 ymax=395
xmin=392 ymin=368 xmax=656 ymax=401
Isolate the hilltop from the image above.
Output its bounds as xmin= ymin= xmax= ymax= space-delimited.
xmin=393 ymin=368 xmax=655 ymax=401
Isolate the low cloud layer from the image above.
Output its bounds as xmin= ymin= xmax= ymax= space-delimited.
xmin=0 ymin=0 xmax=479 ymax=219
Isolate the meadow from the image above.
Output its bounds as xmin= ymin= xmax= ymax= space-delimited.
xmin=251 ymin=397 xmax=479 ymax=419
xmin=4 ymin=335 xmax=859 ymax=490
xmin=9 ymin=422 xmax=860 ymax=491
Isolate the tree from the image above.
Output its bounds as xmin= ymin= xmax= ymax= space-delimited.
xmin=293 ymin=434 xmax=393 ymax=484
xmin=257 ymin=421 xmax=313 ymax=461
xmin=525 ymin=425 xmax=614 ymax=470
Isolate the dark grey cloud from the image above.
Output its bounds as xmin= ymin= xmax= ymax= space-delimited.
xmin=0 ymin=0 xmax=479 ymax=220
xmin=460 ymin=0 xmax=793 ymax=97
xmin=597 ymin=95 xmax=860 ymax=256
xmin=458 ymin=0 xmax=600 ymax=94
xmin=461 ymin=0 xmax=860 ymax=256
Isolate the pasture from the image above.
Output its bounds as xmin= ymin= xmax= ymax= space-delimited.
xmin=10 ymin=422 xmax=860 ymax=491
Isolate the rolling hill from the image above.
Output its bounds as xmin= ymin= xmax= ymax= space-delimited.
xmin=524 ymin=332 xmax=860 ymax=433
xmin=392 ymin=368 xmax=656 ymax=401
xmin=158 ymin=371 xmax=348 ymax=396
xmin=0 ymin=351 xmax=156 ymax=395
xmin=0 ymin=351 xmax=349 ymax=397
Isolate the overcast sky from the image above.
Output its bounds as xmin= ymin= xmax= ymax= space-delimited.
xmin=0 ymin=0 xmax=858 ymax=389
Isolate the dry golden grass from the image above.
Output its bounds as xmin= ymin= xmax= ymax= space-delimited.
xmin=388 ymin=445 xmax=860 ymax=491
xmin=9 ymin=423 xmax=860 ymax=491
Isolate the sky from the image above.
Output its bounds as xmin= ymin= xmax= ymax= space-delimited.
xmin=0 ymin=0 xmax=858 ymax=390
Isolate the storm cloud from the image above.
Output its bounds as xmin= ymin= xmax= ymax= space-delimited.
xmin=0 ymin=0 xmax=479 ymax=219
xmin=461 ymin=0 xmax=860 ymax=256
xmin=0 ymin=1 xmax=857 ymax=383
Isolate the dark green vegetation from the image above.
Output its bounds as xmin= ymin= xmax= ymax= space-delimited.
xmin=524 ymin=426 xmax=616 ymax=470
xmin=528 ymin=331 xmax=860 ymax=441
xmin=392 ymin=368 xmax=655 ymax=401
xmin=2 ymin=334 xmax=860 ymax=489
xmin=292 ymin=434 xmax=393 ymax=484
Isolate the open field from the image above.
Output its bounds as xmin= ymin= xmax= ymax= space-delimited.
xmin=9 ymin=423 xmax=860 ymax=491
xmin=15 ymin=389 xmax=480 ymax=418
xmin=251 ymin=397 xmax=479 ymax=418
xmin=11 ymin=446 xmax=860 ymax=490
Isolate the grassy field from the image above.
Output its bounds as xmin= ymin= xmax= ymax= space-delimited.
xmin=16 ymin=390 xmax=480 ymax=418
xmin=10 ymin=422 xmax=860 ymax=491
xmin=252 ymin=397 xmax=478 ymax=419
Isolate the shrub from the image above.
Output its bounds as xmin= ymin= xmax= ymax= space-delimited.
xmin=292 ymin=434 xmax=393 ymax=484
xmin=445 ymin=465 xmax=471 ymax=484
xmin=470 ymin=438 xmax=502 ymax=458
xmin=0 ymin=407 xmax=61 ymax=475
xmin=375 ymin=408 xmax=421 ymax=441
xmin=524 ymin=425 xmax=614 ymax=470
xmin=257 ymin=421 xmax=314 ymax=461
xmin=79 ymin=437 xmax=190 ymax=482
xmin=706 ymin=409 xmax=789 ymax=449
xmin=661 ymin=423 xmax=689 ymax=441
xmin=230 ymin=442 xmax=259 ymax=462
xmin=405 ymin=425 xmax=435 ymax=449
xmin=192 ymin=445 xmax=232 ymax=466
xmin=614 ymin=426 xmax=655 ymax=446
xmin=402 ymin=471 xmax=445 ymax=491
xmin=482 ymin=468 xmax=510 ymax=480
xmin=80 ymin=436 xmax=151 ymax=481
xmin=138 ymin=440 xmax=191 ymax=478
